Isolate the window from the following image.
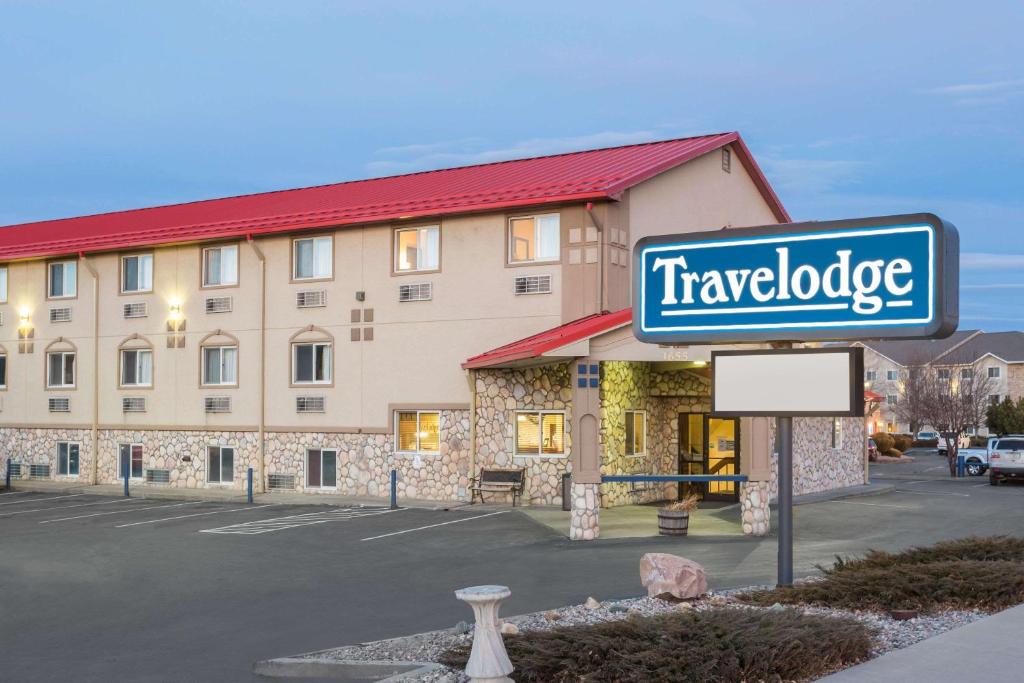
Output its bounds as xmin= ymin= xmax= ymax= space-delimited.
xmin=0 ymin=353 xmax=6 ymax=388
xmin=960 ymin=368 xmax=973 ymax=380
xmin=118 ymin=443 xmax=144 ymax=479
xmin=202 ymin=346 xmax=238 ymax=386
xmin=120 ymin=349 xmax=153 ymax=387
xmin=395 ymin=411 xmax=440 ymax=454
xmin=990 ymin=394 xmax=1001 ymax=405
xmin=293 ymin=236 xmax=333 ymax=280
xmin=886 ymin=422 xmax=897 ymax=433
xmin=625 ymin=410 xmax=646 ymax=456
xmin=509 ymin=214 xmax=560 ymax=263
xmin=937 ymin=368 xmax=951 ymax=380
xmin=886 ymin=394 xmax=898 ymax=406
xmin=203 ymin=245 xmax=239 ymax=287
xmin=0 ymin=265 xmax=7 ymax=303
xmin=47 ymin=352 xmax=76 ymax=388
xmin=293 ymin=342 xmax=331 ymax=384
xmin=394 ymin=226 xmax=439 ymax=272
xmin=57 ymin=442 xmax=80 ymax=476
xmin=207 ymin=446 xmax=235 ymax=483
xmin=886 ymin=370 xmax=898 ymax=381
xmin=121 ymin=254 xmax=153 ymax=293
xmin=515 ymin=411 xmax=565 ymax=456
xmin=831 ymin=417 xmax=844 ymax=449
xmin=306 ymin=448 xmax=337 ymax=488
xmin=989 ymin=367 xmax=1001 ymax=379
xmin=996 ymin=439 xmax=1024 ymax=452
xmin=48 ymin=261 xmax=77 ymax=298
xmin=865 ymin=370 xmax=876 ymax=381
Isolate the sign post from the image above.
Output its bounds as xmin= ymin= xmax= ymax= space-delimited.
xmin=632 ymin=213 xmax=958 ymax=588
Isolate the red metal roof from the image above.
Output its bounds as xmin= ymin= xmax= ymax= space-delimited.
xmin=0 ymin=132 xmax=788 ymax=261
xmin=463 ymin=308 xmax=632 ymax=369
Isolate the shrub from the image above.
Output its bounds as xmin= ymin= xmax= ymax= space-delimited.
xmin=892 ymin=434 xmax=914 ymax=452
xmin=871 ymin=432 xmax=894 ymax=453
xmin=884 ymin=448 xmax=903 ymax=458
xmin=439 ymin=608 xmax=873 ymax=683
xmin=833 ymin=536 xmax=1024 ymax=571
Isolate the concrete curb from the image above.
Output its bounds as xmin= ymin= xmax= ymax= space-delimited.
xmin=252 ymin=657 xmax=441 ymax=681
xmin=791 ymin=482 xmax=896 ymax=506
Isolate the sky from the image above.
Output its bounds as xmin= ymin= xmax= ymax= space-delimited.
xmin=1 ymin=1 xmax=1021 ymax=330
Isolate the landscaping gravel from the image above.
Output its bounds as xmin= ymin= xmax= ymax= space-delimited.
xmin=298 ymin=585 xmax=989 ymax=682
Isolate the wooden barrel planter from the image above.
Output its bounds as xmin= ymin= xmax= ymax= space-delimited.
xmin=657 ymin=509 xmax=690 ymax=536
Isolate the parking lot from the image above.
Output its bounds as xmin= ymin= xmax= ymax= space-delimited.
xmin=2 ymin=468 xmax=1022 ymax=683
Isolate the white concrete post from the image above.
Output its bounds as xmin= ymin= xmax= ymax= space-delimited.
xmin=454 ymin=585 xmax=514 ymax=683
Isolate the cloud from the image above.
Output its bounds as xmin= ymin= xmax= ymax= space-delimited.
xmin=758 ymin=157 xmax=867 ymax=195
xmin=923 ymin=79 xmax=1024 ymax=95
xmin=960 ymin=252 xmax=1024 ymax=270
xmin=365 ymin=130 xmax=670 ymax=175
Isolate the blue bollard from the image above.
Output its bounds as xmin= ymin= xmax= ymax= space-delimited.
xmin=124 ymin=457 xmax=130 ymax=497
xmin=957 ymin=454 xmax=966 ymax=478
xmin=5 ymin=459 xmax=10 ymax=490
xmin=247 ymin=467 xmax=254 ymax=504
xmin=390 ymin=469 xmax=398 ymax=510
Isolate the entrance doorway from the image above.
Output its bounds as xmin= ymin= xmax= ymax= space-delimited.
xmin=677 ymin=413 xmax=740 ymax=502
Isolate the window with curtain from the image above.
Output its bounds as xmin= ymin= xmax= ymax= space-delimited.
xmin=207 ymin=446 xmax=235 ymax=483
xmin=306 ymin=448 xmax=337 ymax=488
xmin=48 ymin=261 xmax=77 ymax=298
xmin=625 ymin=410 xmax=646 ymax=456
xmin=515 ymin=411 xmax=565 ymax=455
xmin=394 ymin=226 xmax=440 ymax=272
xmin=395 ymin=410 xmax=440 ymax=453
xmin=293 ymin=236 xmax=333 ymax=280
xmin=293 ymin=342 xmax=331 ymax=384
xmin=203 ymin=245 xmax=239 ymax=287
xmin=47 ymin=351 xmax=76 ymax=388
xmin=121 ymin=254 xmax=153 ymax=293
xmin=509 ymin=214 xmax=560 ymax=263
xmin=120 ymin=348 xmax=153 ymax=386
xmin=203 ymin=346 xmax=238 ymax=385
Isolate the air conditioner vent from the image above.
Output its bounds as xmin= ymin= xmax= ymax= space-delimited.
xmin=48 ymin=397 xmax=70 ymax=413
xmin=49 ymin=307 xmax=72 ymax=323
xmin=296 ymin=290 xmax=327 ymax=308
xmin=296 ymin=396 xmax=325 ymax=413
xmin=204 ymin=396 xmax=232 ymax=413
xmin=398 ymin=282 xmax=433 ymax=302
xmin=267 ymin=474 xmax=296 ymax=490
xmin=514 ymin=274 xmax=552 ymax=295
xmin=29 ymin=464 xmax=50 ymax=479
xmin=205 ymin=296 xmax=233 ymax=314
xmin=122 ymin=397 xmax=146 ymax=413
xmin=7 ymin=463 xmax=22 ymax=477
xmin=146 ymin=469 xmax=171 ymax=484
xmin=123 ymin=302 xmax=148 ymax=319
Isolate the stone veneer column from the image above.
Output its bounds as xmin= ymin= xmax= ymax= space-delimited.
xmin=740 ymin=481 xmax=771 ymax=536
xmin=569 ymin=482 xmax=600 ymax=540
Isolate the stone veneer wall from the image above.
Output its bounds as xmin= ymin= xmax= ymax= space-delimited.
xmin=0 ymin=427 xmax=94 ymax=482
xmin=474 ymin=364 xmax=573 ymax=506
xmin=767 ymin=416 xmax=866 ymax=499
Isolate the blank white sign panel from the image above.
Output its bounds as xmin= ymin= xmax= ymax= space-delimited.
xmin=713 ymin=351 xmax=855 ymax=415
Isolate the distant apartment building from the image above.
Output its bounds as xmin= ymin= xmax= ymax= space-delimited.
xmin=0 ymin=133 xmax=868 ymax=539
xmin=855 ymin=331 xmax=1024 ymax=434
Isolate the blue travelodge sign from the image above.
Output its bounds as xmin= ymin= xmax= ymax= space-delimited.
xmin=633 ymin=213 xmax=958 ymax=343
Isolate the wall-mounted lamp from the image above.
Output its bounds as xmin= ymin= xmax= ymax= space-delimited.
xmin=17 ymin=307 xmax=34 ymax=353
xmin=166 ymin=301 xmax=186 ymax=348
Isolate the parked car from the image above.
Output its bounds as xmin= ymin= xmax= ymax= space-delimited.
xmin=989 ymin=436 xmax=1024 ymax=485
xmin=916 ymin=430 xmax=940 ymax=442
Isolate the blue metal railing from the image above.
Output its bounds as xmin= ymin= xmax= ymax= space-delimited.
xmin=601 ymin=474 xmax=749 ymax=483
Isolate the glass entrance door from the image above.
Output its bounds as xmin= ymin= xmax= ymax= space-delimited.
xmin=677 ymin=414 xmax=740 ymax=502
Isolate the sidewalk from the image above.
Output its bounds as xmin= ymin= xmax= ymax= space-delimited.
xmin=819 ymin=604 xmax=1024 ymax=682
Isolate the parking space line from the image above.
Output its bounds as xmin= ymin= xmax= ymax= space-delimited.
xmin=115 ymin=504 xmax=274 ymax=527
xmin=361 ymin=511 xmax=508 ymax=541
xmin=0 ymin=494 xmax=85 ymax=507
xmin=0 ymin=498 xmax=132 ymax=517
xmin=895 ymin=489 xmax=970 ymax=497
xmin=0 ymin=491 xmax=30 ymax=496
xmin=200 ymin=506 xmax=401 ymax=535
xmin=41 ymin=501 xmax=204 ymax=524
xmin=824 ymin=500 xmax=913 ymax=509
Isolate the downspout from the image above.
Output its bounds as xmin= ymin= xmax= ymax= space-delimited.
xmin=80 ymin=253 xmax=100 ymax=485
xmin=467 ymin=368 xmax=477 ymax=497
xmin=585 ymin=202 xmax=605 ymax=313
xmin=246 ymin=235 xmax=267 ymax=493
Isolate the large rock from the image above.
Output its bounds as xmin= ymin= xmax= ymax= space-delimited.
xmin=639 ymin=553 xmax=708 ymax=599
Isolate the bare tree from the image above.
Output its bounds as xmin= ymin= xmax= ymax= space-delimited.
xmin=894 ymin=363 xmax=931 ymax=434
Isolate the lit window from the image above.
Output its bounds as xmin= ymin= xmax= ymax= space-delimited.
xmin=118 ymin=443 xmax=144 ymax=479
xmin=831 ymin=417 xmax=843 ymax=449
xmin=47 ymin=351 xmax=76 ymax=388
xmin=396 ymin=410 xmax=440 ymax=453
xmin=48 ymin=261 xmax=77 ymax=298
xmin=203 ymin=346 xmax=238 ymax=386
xmin=120 ymin=349 xmax=153 ymax=387
xmin=625 ymin=410 xmax=646 ymax=456
xmin=988 ymin=367 xmax=1001 ymax=379
xmin=509 ymin=214 xmax=560 ymax=263
xmin=121 ymin=254 xmax=153 ymax=293
xmin=293 ymin=342 xmax=331 ymax=384
xmin=395 ymin=227 xmax=439 ymax=272
xmin=515 ymin=411 xmax=565 ymax=456
xmin=293 ymin=236 xmax=333 ymax=280
xmin=207 ymin=446 xmax=235 ymax=483
xmin=0 ymin=266 xmax=7 ymax=303
xmin=57 ymin=442 xmax=80 ymax=476
xmin=203 ymin=245 xmax=239 ymax=287
xmin=306 ymin=448 xmax=337 ymax=488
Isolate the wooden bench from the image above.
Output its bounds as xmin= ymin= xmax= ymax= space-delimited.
xmin=470 ymin=467 xmax=526 ymax=506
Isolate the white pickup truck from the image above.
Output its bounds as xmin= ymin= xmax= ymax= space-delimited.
xmin=938 ymin=436 xmax=1023 ymax=477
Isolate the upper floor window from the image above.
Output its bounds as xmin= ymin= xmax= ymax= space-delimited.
xmin=47 ymin=351 xmax=76 ymax=388
xmin=293 ymin=236 xmax=333 ymax=281
xmin=886 ymin=394 xmax=898 ymax=406
xmin=121 ymin=254 xmax=153 ymax=293
xmin=886 ymin=370 xmax=898 ymax=381
xmin=0 ymin=266 xmax=7 ymax=303
xmin=990 ymin=394 xmax=1002 ymax=405
xmin=988 ymin=367 xmax=1001 ymax=379
xmin=395 ymin=410 xmax=440 ymax=454
xmin=293 ymin=342 xmax=332 ymax=384
xmin=865 ymin=370 xmax=876 ymax=381
xmin=937 ymin=368 xmax=951 ymax=381
xmin=203 ymin=345 xmax=238 ymax=386
xmin=394 ymin=226 xmax=439 ymax=273
xmin=625 ymin=410 xmax=646 ymax=456
xmin=120 ymin=348 xmax=153 ymax=387
xmin=203 ymin=245 xmax=239 ymax=287
xmin=509 ymin=214 xmax=560 ymax=264
xmin=48 ymin=261 xmax=77 ymax=299
xmin=515 ymin=411 xmax=565 ymax=456
xmin=960 ymin=368 xmax=973 ymax=380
